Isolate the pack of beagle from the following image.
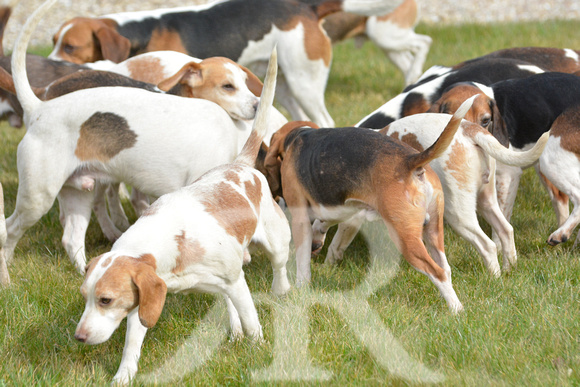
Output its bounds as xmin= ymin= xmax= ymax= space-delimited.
xmin=0 ymin=0 xmax=286 ymax=283
xmin=48 ymin=0 xmax=403 ymax=127
xmin=427 ymin=72 xmax=580 ymax=247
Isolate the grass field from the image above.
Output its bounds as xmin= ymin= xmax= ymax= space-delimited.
xmin=1 ymin=20 xmax=580 ymax=386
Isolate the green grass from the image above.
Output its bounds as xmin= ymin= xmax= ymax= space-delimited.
xmin=1 ymin=20 xmax=580 ymax=386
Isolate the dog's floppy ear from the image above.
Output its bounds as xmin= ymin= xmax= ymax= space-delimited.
xmin=264 ymin=131 xmax=284 ymax=196
xmin=158 ymin=62 xmax=203 ymax=92
xmin=95 ymin=26 xmax=131 ymax=63
xmin=489 ymin=99 xmax=510 ymax=147
xmin=264 ymin=121 xmax=319 ymax=197
xmin=132 ymin=254 xmax=167 ymax=328
xmin=428 ymin=99 xmax=451 ymax=114
xmin=239 ymin=65 xmax=263 ymax=97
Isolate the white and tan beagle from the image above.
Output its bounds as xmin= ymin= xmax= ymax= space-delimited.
xmin=0 ymin=0 xmax=286 ymax=285
xmin=74 ymin=48 xmax=289 ymax=385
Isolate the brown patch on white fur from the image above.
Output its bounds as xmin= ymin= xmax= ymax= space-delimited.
xmin=377 ymin=0 xmax=417 ymax=29
xmin=172 ymin=231 xmax=206 ymax=273
xmin=126 ymin=56 xmax=166 ymax=84
xmin=224 ymin=169 xmax=242 ymax=185
xmin=145 ymin=28 xmax=187 ymax=55
xmin=244 ymin=174 xmax=263 ymax=210
xmin=280 ymin=16 xmax=332 ymax=67
xmin=445 ymin=142 xmax=471 ymax=191
xmin=75 ymin=112 xmax=137 ymax=162
xmin=201 ymin=182 xmax=257 ymax=244
xmin=549 ymin=107 xmax=580 ymax=159
xmin=382 ymin=129 xmax=425 ymax=152
xmin=401 ymin=133 xmax=425 ymax=152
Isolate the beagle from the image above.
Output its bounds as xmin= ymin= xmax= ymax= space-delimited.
xmin=325 ymin=113 xmax=549 ymax=276
xmin=427 ymin=72 xmax=580 ymax=245
xmin=261 ymin=98 xmax=480 ymax=313
xmin=323 ymin=0 xmax=432 ymax=85
xmin=48 ymin=0 xmax=402 ymax=127
xmin=358 ymin=46 xmax=580 ymax=130
xmin=539 ymin=106 xmax=580 ymax=247
xmin=0 ymin=50 xmax=280 ymax=242
xmin=0 ymin=0 xmax=286 ymax=285
xmin=74 ymin=48 xmax=289 ymax=385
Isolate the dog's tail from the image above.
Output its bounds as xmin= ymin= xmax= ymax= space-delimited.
xmin=235 ymin=48 xmax=277 ymax=166
xmin=314 ymin=0 xmax=402 ymax=18
xmin=405 ymin=95 xmax=476 ymax=171
xmin=469 ymin=124 xmax=550 ymax=167
xmin=11 ymin=0 xmax=54 ymax=114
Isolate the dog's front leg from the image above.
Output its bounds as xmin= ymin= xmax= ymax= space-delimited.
xmin=93 ymin=182 xmax=123 ymax=243
xmin=113 ymin=308 xmax=148 ymax=385
xmin=291 ymin=207 xmax=314 ymax=287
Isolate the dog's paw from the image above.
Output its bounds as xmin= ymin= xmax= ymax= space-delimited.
xmin=547 ymin=231 xmax=568 ymax=246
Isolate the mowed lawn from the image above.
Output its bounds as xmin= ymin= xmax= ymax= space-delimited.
xmin=1 ymin=20 xmax=579 ymax=386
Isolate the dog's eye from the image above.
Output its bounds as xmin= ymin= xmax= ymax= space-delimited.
xmin=481 ymin=117 xmax=491 ymax=128
xmin=63 ymin=44 xmax=75 ymax=54
xmin=99 ymin=297 xmax=112 ymax=306
xmin=222 ymin=83 xmax=235 ymax=91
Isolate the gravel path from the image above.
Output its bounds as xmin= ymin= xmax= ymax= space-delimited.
xmin=2 ymin=0 xmax=579 ymax=49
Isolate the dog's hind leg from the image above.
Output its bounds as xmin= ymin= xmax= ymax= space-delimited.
xmin=256 ymin=197 xmax=291 ymax=296
xmin=92 ymin=182 xmax=123 ymax=243
xmin=476 ymin=167 xmax=517 ymax=272
xmin=382 ymin=201 xmax=463 ymax=313
xmin=58 ymin=186 xmax=95 ymax=274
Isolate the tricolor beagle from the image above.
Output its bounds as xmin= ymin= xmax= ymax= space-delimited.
xmin=74 ymin=47 xmax=289 ymax=385
xmin=261 ymin=98 xmax=480 ymax=313
xmin=48 ymin=0 xmax=403 ymax=127
xmin=323 ymin=0 xmax=431 ymax=85
xmin=0 ymin=0 xmax=285 ymax=285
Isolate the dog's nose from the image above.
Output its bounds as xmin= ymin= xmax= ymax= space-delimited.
xmin=74 ymin=331 xmax=88 ymax=343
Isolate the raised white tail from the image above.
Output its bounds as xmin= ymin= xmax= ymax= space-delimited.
xmin=11 ymin=0 xmax=58 ymax=116
xmin=235 ymin=47 xmax=277 ymax=166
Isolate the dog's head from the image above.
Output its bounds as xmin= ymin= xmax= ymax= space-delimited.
xmin=157 ymin=57 xmax=263 ymax=121
xmin=259 ymin=121 xmax=319 ymax=197
xmin=74 ymin=253 xmax=167 ymax=345
xmin=428 ymin=82 xmax=509 ymax=146
xmin=49 ymin=17 xmax=131 ymax=64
